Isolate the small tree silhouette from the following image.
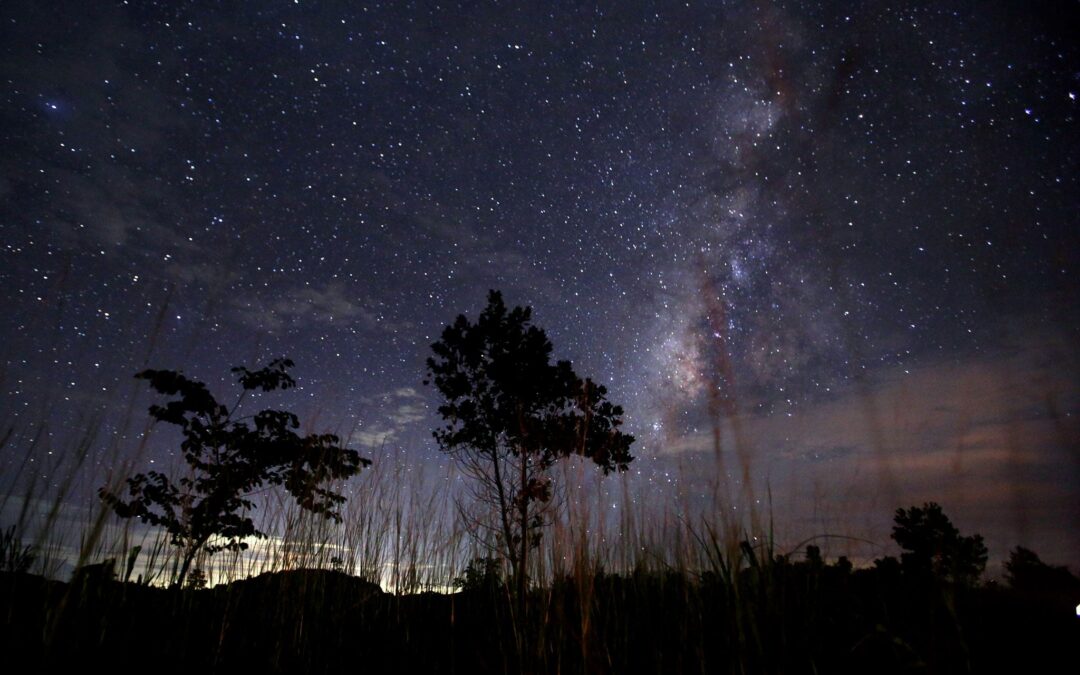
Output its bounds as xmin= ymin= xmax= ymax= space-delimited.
xmin=891 ymin=502 xmax=987 ymax=586
xmin=424 ymin=290 xmax=634 ymax=606
xmin=186 ymin=567 xmax=207 ymax=590
xmin=100 ymin=358 xmax=370 ymax=587
xmin=453 ymin=556 xmax=503 ymax=593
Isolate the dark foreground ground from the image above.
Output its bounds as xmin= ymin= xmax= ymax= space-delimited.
xmin=1 ymin=565 xmax=1077 ymax=674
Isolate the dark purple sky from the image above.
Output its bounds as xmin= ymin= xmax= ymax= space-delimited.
xmin=2 ymin=1 xmax=1077 ymax=570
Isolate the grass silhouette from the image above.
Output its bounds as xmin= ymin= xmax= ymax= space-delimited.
xmin=2 ymin=419 xmax=1079 ymax=674
xmin=1 ymin=318 xmax=1077 ymax=673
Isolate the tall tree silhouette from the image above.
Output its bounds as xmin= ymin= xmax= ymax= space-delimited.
xmin=100 ymin=358 xmax=369 ymax=587
xmin=425 ymin=290 xmax=634 ymax=606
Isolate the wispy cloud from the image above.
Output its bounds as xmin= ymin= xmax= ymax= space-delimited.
xmin=231 ymin=282 xmax=412 ymax=334
xmin=349 ymin=387 xmax=430 ymax=449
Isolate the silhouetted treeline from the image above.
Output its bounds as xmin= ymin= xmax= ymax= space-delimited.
xmin=2 ymin=542 xmax=1077 ymax=674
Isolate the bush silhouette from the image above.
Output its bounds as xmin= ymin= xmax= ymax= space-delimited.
xmin=453 ymin=556 xmax=504 ymax=593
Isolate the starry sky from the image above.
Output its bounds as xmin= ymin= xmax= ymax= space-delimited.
xmin=2 ymin=1 xmax=1078 ymax=570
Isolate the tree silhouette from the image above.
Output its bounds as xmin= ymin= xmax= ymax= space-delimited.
xmin=453 ymin=555 xmax=503 ymax=593
xmin=424 ymin=290 xmax=634 ymax=604
xmin=891 ymin=502 xmax=987 ymax=586
xmin=100 ymin=358 xmax=370 ymax=587
xmin=1004 ymin=546 xmax=1080 ymax=600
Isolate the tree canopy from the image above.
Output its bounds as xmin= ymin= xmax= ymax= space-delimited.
xmin=100 ymin=358 xmax=369 ymax=586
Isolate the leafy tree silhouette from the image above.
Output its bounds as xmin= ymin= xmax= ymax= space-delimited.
xmin=1004 ymin=546 xmax=1080 ymax=601
xmin=100 ymin=358 xmax=370 ymax=587
xmin=424 ymin=290 xmax=634 ymax=608
xmin=891 ymin=502 xmax=987 ymax=586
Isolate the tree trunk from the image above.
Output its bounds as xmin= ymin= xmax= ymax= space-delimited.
xmin=176 ymin=534 xmax=209 ymax=588
xmin=177 ymin=548 xmax=196 ymax=589
xmin=518 ymin=445 xmax=528 ymax=622
xmin=512 ymin=404 xmax=532 ymax=661
xmin=490 ymin=447 xmax=517 ymax=574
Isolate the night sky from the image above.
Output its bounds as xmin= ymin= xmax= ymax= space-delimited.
xmin=2 ymin=1 xmax=1078 ymax=570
